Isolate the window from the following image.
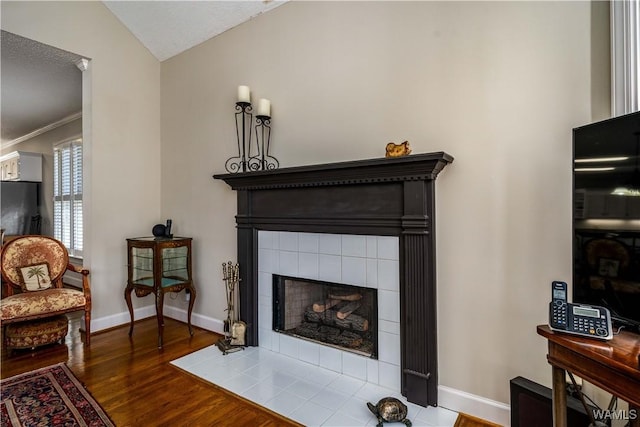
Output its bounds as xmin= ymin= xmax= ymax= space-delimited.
xmin=612 ymin=0 xmax=640 ymax=115
xmin=54 ymin=139 xmax=83 ymax=257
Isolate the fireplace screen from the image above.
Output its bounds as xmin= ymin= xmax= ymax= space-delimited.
xmin=272 ymin=275 xmax=378 ymax=358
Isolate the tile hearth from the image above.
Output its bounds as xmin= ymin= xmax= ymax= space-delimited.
xmin=172 ymin=345 xmax=458 ymax=427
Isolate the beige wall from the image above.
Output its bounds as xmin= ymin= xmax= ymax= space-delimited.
xmin=161 ymin=0 xmax=610 ymax=406
xmin=1 ymin=0 xmax=610 ymax=411
xmin=2 ymin=1 xmax=162 ymax=319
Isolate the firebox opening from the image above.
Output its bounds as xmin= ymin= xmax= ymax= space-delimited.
xmin=272 ymin=275 xmax=378 ymax=359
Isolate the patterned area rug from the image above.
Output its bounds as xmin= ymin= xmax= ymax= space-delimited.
xmin=1 ymin=363 xmax=114 ymax=427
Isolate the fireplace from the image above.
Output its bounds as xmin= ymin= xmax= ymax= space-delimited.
xmin=214 ymin=152 xmax=453 ymax=407
xmin=273 ymin=275 xmax=378 ymax=359
xmin=257 ymin=230 xmax=402 ymax=391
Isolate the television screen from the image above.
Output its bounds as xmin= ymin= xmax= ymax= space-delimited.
xmin=573 ymin=111 xmax=640 ymax=330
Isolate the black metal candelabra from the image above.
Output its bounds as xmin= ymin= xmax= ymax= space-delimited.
xmin=249 ymin=115 xmax=279 ymax=171
xmin=225 ymin=102 xmax=253 ymax=173
xmin=225 ymin=99 xmax=279 ymax=173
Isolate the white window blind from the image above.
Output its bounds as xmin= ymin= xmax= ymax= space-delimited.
xmin=54 ymin=139 xmax=83 ymax=257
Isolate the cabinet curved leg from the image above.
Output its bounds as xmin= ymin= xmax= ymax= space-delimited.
xmin=156 ymin=290 xmax=165 ymax=348
xmin=187 ymin=284 xmax=196 ymax=336
xmin=125 ymin=285 xmax=134 ymax=337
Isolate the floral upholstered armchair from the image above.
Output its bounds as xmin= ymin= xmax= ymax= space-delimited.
xmin=1 ymin=235 xmax=91 ymax=345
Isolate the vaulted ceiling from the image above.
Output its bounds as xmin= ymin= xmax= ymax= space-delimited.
xmin=103 ymin=1 xmax=286 ymax=62
xmin=1 ymin=1 xmax=286 ymax=147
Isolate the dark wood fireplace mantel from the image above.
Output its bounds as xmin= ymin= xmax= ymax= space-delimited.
xmin=215 ymin=152 xmax=452 ymax=190
xmin=214 ymin=152 xmax=453 ymax=407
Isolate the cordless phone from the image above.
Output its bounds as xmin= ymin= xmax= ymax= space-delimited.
xmin=550 ymin=281 xmax=569 ymax=329
xmin=549 ymin=281 xmax=613 ymax=340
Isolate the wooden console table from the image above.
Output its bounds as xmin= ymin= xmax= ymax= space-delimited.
xmin=537 ymin=325 xmax=640 ymax=427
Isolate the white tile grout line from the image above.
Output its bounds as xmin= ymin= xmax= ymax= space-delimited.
xmin=171 ymin=345 xmax=458 ymax=427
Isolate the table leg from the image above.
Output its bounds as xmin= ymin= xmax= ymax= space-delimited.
xmin=156 ymin=290 xmax=164 ymax=348
xmin=552 ymin=365 xmax=567 ymax=427
xmin=124 ymin=285 xmax=134 ymax=337
xmin=187 ymin=284 xmax=196 ymax=336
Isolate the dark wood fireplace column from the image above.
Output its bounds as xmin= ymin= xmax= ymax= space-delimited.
xmin=214 ymin=152 xmax=453 ymax=407
xmin=401 ymin=179 xmax=439 ymax=407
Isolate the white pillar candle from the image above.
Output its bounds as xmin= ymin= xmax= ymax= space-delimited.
xmin=237 ymin=85 xmax=251 ymax=103
xmin=257 ymin=98 xmax=271 ymax=117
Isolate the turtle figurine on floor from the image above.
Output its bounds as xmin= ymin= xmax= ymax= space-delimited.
xmin=367 ymin=397 xmax=412 ymax=427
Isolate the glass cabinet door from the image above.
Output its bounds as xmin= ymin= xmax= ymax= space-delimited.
xmin=132 ymin=246 xmax=154 ymax=286
xmin=161 ymin=246 xmax=189 ymax=287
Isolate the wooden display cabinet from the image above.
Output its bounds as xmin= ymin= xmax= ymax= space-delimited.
xmin=125 ymin=237 xmax=196 ymax=348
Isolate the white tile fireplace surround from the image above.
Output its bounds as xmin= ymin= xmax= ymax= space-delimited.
xmin=258 ymin=230 xmax=402 ymax=391
xmin=171 ymin=230 xmax=461 ymax=426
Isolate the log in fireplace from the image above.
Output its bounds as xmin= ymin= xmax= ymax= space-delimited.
xmin=273 ymin=274 xmax=378 ymax=359
xmin=214 ymin=152 xmax=453 ymax=407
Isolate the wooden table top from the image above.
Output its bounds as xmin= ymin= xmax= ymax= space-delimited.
xmin=538 ymin=324 xmax=640 ymax=408
xmin=537 ymin=325 xmax=640 ymax=377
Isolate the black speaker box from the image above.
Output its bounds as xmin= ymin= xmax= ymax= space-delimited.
xmin=510 ymin=376 xmax=593 ymax=427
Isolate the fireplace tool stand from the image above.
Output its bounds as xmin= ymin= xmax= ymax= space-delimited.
xmin=216 ymin=261 xmax=246 ymax=355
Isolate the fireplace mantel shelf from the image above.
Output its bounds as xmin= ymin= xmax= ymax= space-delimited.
xmin=213 ymin=152 xmax=453 ymax=190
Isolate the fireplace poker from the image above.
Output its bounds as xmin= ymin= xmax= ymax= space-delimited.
xmin=217 ymin=261 xmax=245 ymax=354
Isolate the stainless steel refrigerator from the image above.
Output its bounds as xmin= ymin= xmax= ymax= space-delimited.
xmin=1 ymin=181 xmax=41 ymax=236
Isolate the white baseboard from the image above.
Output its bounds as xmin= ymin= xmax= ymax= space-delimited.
xmin=91 ymin=305 xmax=156 ymax=332
xmin=163 ymin=305 xmax=225 ymax=335
xmin=91 ymin=305 xmax=224 ymax=336
xmin=438 ymin=385 xmax=510 ymax=426
xmin=91 ymin=309 xmax=510 ymax=426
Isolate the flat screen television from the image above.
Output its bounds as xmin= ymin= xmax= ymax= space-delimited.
xmin=573 ymin=111 xmax=640 ymax=331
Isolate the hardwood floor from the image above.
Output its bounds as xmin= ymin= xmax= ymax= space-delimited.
xmin=1 ymin=314 xmax=301 ymax=427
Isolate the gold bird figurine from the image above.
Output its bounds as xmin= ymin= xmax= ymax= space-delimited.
xmin=385 ymin=141 xmax=412 ymax=158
